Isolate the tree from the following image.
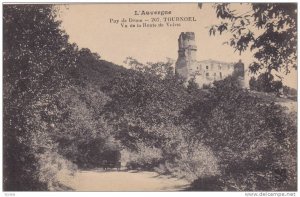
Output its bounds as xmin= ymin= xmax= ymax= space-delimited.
xmin=52 ymin=85 xmax=118 ymax=169
xmin=282 ymin=86 xmax=297 ymax=97
xmin=184 ymin=76 xmax=296 ymax=190
xmin=207 ymin=3 xmax=297 ymax=76
xmin=3 ymin=5 xmax=79 ymax=190
xmin=187 ymin=77 xmax=199 ymax=94
xmin=249 ymin=76 xmax=258 ymax=91
xmin=124 ymin=57 xmax=175 ymax=79
xmin=103 ymin=60 xmax=191 ymax=148
xmin=249 ymin=73 xmax=283 ymax=93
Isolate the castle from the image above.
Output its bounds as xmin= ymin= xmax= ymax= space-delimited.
xmin=175 ymin=32 xmax=245 ymax=87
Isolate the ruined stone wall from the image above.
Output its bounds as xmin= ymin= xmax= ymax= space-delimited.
xmin=175 ymin=32 xmax=245 ymax=87
xmin=192 ymin=60 xmax=235 ymax=87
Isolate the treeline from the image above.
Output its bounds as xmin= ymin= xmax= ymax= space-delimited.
xmin=3 ymin=5 xmax=125 ymax=190
xmin=102 ymin=59 xmax=297 ymax=191
xmin=249 ymin=73 xmax=297 ymax=100
xmin=3 ymin=5 xmax=297 ymax=191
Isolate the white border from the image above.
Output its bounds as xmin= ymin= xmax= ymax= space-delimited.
xmin=0 ymin=1 xmax=299 ymax=197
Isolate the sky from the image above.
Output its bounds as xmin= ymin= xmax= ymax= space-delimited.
xmin=58 ymin=3 xmax=297 ymax=88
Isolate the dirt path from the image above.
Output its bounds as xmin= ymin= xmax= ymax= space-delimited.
xmin=58 ymin=169 xmax=190 ymax=191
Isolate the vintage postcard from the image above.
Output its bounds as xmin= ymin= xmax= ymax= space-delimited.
xmin=2 ymin=2 xmax=297 ymax=193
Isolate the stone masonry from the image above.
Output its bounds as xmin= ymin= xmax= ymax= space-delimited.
xmin=175 ymin=32 xmax=245 ymax=87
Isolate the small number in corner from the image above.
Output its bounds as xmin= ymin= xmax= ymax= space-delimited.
xmin=4 ymin=193 xmax=15 ymax=197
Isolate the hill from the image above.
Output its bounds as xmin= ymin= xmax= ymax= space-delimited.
xmin=69 ymin=49 xmax=128 ymax=88
xmin=250 ymin=90 xmax=297 ymax=112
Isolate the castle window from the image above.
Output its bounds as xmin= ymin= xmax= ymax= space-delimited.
xmin=214 ymin=73 xmax=216 ymax=76
xmin=220 ymin=72 xmax=222 ymax=79
xmin=206 ymin=73 xmax=209 ymax=77
xmin=219 ymin=64 xmax=221 ymax=70
xmin=206 ymin=65 xmax=208 ymax=69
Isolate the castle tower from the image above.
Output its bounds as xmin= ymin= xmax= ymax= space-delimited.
xmin=233 ymin=59 xmax=245 ymax=87
xmin=175 ymin=32 xmax=197 ymax=81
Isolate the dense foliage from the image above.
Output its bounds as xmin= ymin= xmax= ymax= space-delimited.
xmin=3 ymin=5 xmax=122 ymax=190
xmin=249 ymin=73 xmax=283 ymax=93
xmin=3 ymin=4 xmax=297 ymax=191
xmin=208 ymin=3 xmax=297 ymax=75
xmin=184 ymin=76 xmax=296 ymax=190
xmin=3 ymin=5 xmax=78 ymax=190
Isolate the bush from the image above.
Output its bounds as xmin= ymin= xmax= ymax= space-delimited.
xmin=37 ymin=151 xmax=77 ymax=190
xmin=183 ymin=76 xmax=297 ymax=191
xmin=125 ymin=143 xmax=163 ymax=170
xmin=160 ymin=141 xmax=220 ymax=181
xmin=188 ymin=176 xmax=225 ymax=191
xmin=249 ymin=73 xmax=283 ymax=93
xmin=202 ymin=83 xmax=211 ymax=89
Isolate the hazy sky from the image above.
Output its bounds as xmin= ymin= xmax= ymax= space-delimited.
xmin=58 ymin=3 xmax=296 ymax=88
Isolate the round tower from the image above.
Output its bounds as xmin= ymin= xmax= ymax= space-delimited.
xmin=175 ymin=32 xmax=197 ymax=80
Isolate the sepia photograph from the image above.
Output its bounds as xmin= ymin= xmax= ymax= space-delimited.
xmin=2 ymin=2 xmax=298 ymax=193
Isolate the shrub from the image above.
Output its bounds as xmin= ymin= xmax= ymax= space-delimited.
xmin=202 ymin=83 xmax=211 ymax=89
xmin=188 ymin=176 xmax=225 ymax=191
xmin=125 ymin=143 xmax=163 ymax=170
xmin=37 ymin=151 xmax=77 ymax=190
xmin=160 ymin=141 xmax=220 ymax=181
xmin=184 ymin=76 xmax=297 ymax=191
